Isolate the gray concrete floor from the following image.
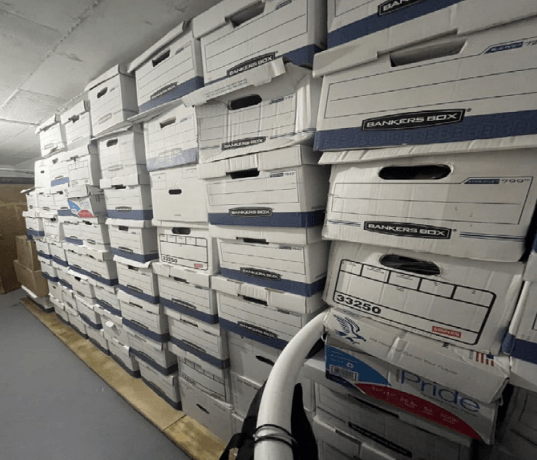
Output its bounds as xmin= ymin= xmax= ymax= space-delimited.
xmin=0 ymin=289 xmax=191 ymax=460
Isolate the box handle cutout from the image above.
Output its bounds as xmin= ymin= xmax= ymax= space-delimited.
xmin=380 ymin=255 xmax=441 ymax=276
xmin=97 ymin=87 xmax=108 ymax=98
xmin=160 ymin=117 xmax=176 ymax=129
xmin=118 ymin=226 xmax=128 ymax=231
xmin=169 ymin=189 xmax=182 ymax=195
xmin=52 ymin=158 xmax=59 ymax=164
xmin=127 ymin=284 xmax=142 ymax=293
xmin=152 ymin=49 xmax=170 ymax=67
xmin=90 ymin=271 xmax=101 ymax=277
xmin=127 ymin=265 xmax=138 ymax=271
xmin=119 ymin=247 xmax=133 ymax=253
xmin=229 ymin=2 xmax=264 ymax=27
xmin=228 ymin=168 xmax=260 ymax=180
xmin=172 ymin=228 xmax=191 ymax=235
xmin=241 ymin=237 xmax=268 ymax=245
xmin=196 ymin=404 xmax=210 ymax=414
xmin=87 ymin=239 xmax=96 ymax=245
xmin=241 ymin=295 xmax=268 ymax=306
xmin=113 ymin=185 xmax=126 ymax=190
xmin=379 ymin=165 xmax=451 ymax=180
xmin=181 ymin=318 xmax=198 ymax=328
xmin=83 ymin=221 xmax=92 ymax=226
xmin=228 ymin=95 xmax=262 ymax=111
xmin=106 ymin=139 xmax=118 ymax=147
xmin=173 ymin=277 xmax=187 ymax=283
xmin=69 ymin=114 xmax=80 ymax=123
xmin=256 ymin=355 xmax=275 ymax=366
xmin=390 ymin=37 xmax=466 ymax=67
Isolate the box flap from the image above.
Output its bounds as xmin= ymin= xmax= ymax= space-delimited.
xmin=36 ymin=114 xmax=59 ymax=134
xmin=128 ymin=22 xmax=186 ymax=73
xmin=21 ymin=187 xmax=36 ymax=195
xmin=60 ymin=99 xmax=89 ymax=125
xmin=153 ymin=219 xmax=209 ymax=230
xmin=66 ymin=142 xmax=98 ymax=160
xmin=84 ymin=64 xmax=130 ymax=92
xmin=106 ymin=218 xmax=152 ymax=229
xmin=128 ymin=99 xmax=185 ymax=124
xmin=66 ymin=184 xmax=102 ymax=198
xmin=209 ymin=225 xmax=322 ymax=245
xmin=153 ymin=262 xmax=211 ymax=288
xmin=113 ymin=255 xmax=152 ymax=269
xmin=182 ymin=57 xmax=286 ymax=107
xmin=100 ymin=173 xmax=150 ymax=189
xmin=91 ymin=122 xmax=142 ymax=141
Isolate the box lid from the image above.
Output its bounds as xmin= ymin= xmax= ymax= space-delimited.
xmin=210 ymin=225 xmax=323 ymax=245
xmin=106 ymin=218 xmax=153 ymax=229
xmin=128 ymin=22 xmax=186 ymax=73
xmin=36 ymin=114 xmax=60 ymax=134
xmin=84 ymin=64 xmax=130 ymax=92
xmin=113 ymin=255 xmax=152 ymax=269
xmin=153 ymin=262 xmax=211 ymax=289
xmin=66 ymin=184 xmax=103 ymax=198
xmin=60 ymin=99 xmax=89 ymax=124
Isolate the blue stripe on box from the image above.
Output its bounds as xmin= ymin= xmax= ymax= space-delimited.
xmin=129 ymin=348 xmax=178 ymax=376
xmin=502 ymin=332 xmax=537 ymax=364
xmin=221 ymin=268 xmax=326 ymax=297
xmin=88 ymin=337 xmax=110 ymax=355
xmin=80 ymin=313 xmax=103 ymax=331
xmin=161 ymin=297 xmax=219 ymax=324
xmin=111 ymin=248 xmax=159 ymax=264
xmin=51 ymin=177 xmax=69 ymax=187
xmin=138 ymin=76 xmax=205 ymax=113
xmin=69 ymin=265 xmax=118 ymax=287
xmin=58 ymin=209 xmax=73 ymax=217
xmin=38 ymin=252 xmax=52 ymax=260
xmin=107 ymin=209 xmax=154 ymax=220
xmin=58 ymin=279 xmax=73 ymax=290
xmin=96 ymin=299 xmax=122 ymax=317
xmin=208 ymin=210 xmax=325 ymax=228
xmin=27 ymin=230 xmax=45 ymax=238
xmin=146 ymin=147 xmax=200 ymax=172
xmin=122 ymin=319 xmax=170 ymax=343
xmin=141 ymin=377 xmax=181 ymax=410
xmin=52 ymin=256 xmax=68 ymax=267
xmin=314 ymin=110 xmax=537 ymax=151
xmin=41 ymin=272 xmax=59 ymax=283
xmin=118 ymin=284 xmax=159 ymax=304
xmin=111 ymin=354 xmax=141 ymax=378
xmin=219 ymin=318 xmax=288 ymax=351
xmin=65 ymin=237 xmax=84 ymax=246
xmin=170 ymin=336 xmax=229 ymax=369
xmin=327 ymin=0 xmax=463 ymax=49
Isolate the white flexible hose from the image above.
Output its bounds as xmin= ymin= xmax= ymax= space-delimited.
xmin=254 ymin=311 xmax=327 ymax=460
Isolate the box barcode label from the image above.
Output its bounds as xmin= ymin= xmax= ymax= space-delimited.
xmin=329 ymin=365 xmax=359 ymax=382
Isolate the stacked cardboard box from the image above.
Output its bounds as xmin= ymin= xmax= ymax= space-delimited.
xmin=310 ymin=2 xmax=537 ymax=459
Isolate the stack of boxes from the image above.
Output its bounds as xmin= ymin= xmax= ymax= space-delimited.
xmin=309 ymin=2 xmax=537 ymax=459
xmin=21 ymin=1 xmax=537 ymax=456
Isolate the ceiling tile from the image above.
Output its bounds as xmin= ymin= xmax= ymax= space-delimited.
xmin=0 ymin=120 xmax=32 ymax=144
xmin=0 ymin=125 xmax=39 ymax=157
xmin=0 ymin=90 xmax=67 ymax=124
xmin=0 ymin=0 xmax=97 ymax=35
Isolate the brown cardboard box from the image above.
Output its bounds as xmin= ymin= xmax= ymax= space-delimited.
xmin=0 ymin=242 xmax=20 ymax=294
xmin=13 ymin=260 xmax=48 ymax=297
xmin=16 ymin=235 xmax=40 ymax=271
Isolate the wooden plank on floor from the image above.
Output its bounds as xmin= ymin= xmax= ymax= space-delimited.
xmin=22 ymin=298 xmax=226 ymax=459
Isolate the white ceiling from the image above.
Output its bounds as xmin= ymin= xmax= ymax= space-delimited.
xmin=0 ymin=0 xmax=219 ymax=170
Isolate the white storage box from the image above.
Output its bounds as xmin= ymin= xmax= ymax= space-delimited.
xmin=75 ymin=295 xmax=102 ymax=330
xmin=93 ymin=283 xmax=121 ymax=316
xmin=325 ymin=337 xmax=498 ymax=443
xmin=325 ymin=309 xmax=510 ymax=404
xmin=509 ymin=357 xmax=537 ymax=394
xmin=143 ymin=102 xmax=198 ymax=171
xmin=231 ymin=372 xmax=261 ymax=418
xmin=87 ymin=327 xmax=109 ymax=354
xmin=315 ymin=17 xmax=537 ymax=153
xmin=119 ymin=290 xmax=168 ymax=342
xmin=23 ymin=188 xmax=38 ymax=212
xmin=34 ymin=158 xmax=52 ymax=189
xmin=502 ymin=282 xmax=537 ymax=364
xmin=35 ymin=240 xmax=51 ymax=260
xmin=166 ymin=309 xmax=229 ymax=369
xmin=117 ymin=261 xmax=159 ymax=304
xmin=78 ymin=221 xmax=110 ymax=252
xmin=70 ymin=272 xmax=96 ymax=300
xmin=68 ymin=310 xmax=88 ymax=338
xmin=192 ymin=0 xmax=326 ymax=84
xmin=108 ymin=338 xmax=141 ymax=377
xmin=228 ymin=332 xmax=279 ymax=384
xmin=24 ymin=215 xmax=44 ymax=239
xmin=85 ymin=65 xmax=138 ymax=137
xmin=196 ymin=64 xmax=321 ymax=164
xmin=104 ymin=185 xmax=153 ymax=220
xmin=155 ymin=262 xmax=217 ymax=324
xmin=320 ymin=0 xmax=537 ymax=70
xmin=179 ymin=377 xmax=233 ymax=442
xmin=49 ymin=151 xmax=70 ymax=190
xmin=40 ymin=263 xmax=58 ymax=283
xmin=63 ymin=222 xmax=84 ymax=247
xmin=50 ymin=294 xmax=65 ymax=312
xmin=107 ymin=219 xmax=158 ymax=263
xmin=525 ymin=234 xmax=537 ymax=282
xmin=54 ymin=190 xmax=72 ymax=219
xmin=61 ymin=287 xmax=77 ymax=311
xmin=324 ymin=242 xmax=524 ymax=354
xmin=129 ymin=22 xmax=203 ymax=114
xmin=179 ymin=357 xmax=231 ymax=403
xmin=125 ymin=329 xmax=177 ymax=375
xmin=101 ymin=315 xmax=129 ymax=346
xmin=199 ymin=145 xmax=328 ymax=227
xmin=155 ymin=223 xmax=219 ymax=274
xmin=213 ymin=225 xmax=329 ymax=296
xmin=322 ymin=150 xmax=537 ymax=262
xmin=36 ymin=114 xmax=66 ymax=157
xmin=98 ymin=126 xmax=147 ymax=186
xmin=214 ymin=275 xmax=326 ymax=350
xmin=67 ymin=249 xmax=118 ymax=286
xmin=66 ymin=185 xmax=107 ymax=221
xmin=139 ymin=360 xmax=181 ymax=409
xmin=47 ymin=280 xmax=63 ymax=301
xmin=60 ymin=100 xmax=92 ymax=147
xmin=316 ymin=384 xmax=471 ymax=460
xmin=37 ymin=191 xmax=57 ymax=214
xmin=57 ymin=268 xmax=75 ymax=290
xmin=55 ymin=303 xmax=69 ymax=323
xmin=43 ymin=217 xmax=64 ymax=243
xmin=150 ymin=165 xmax=208 ymax=223
xmin=67 ymin=149 xmax=101 ymax=188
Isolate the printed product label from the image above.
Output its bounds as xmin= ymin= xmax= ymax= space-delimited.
xmin=363 ymin=222 xmax=452 ymax=239
xmin=227 ymin=54 xmax=276 ymax=77
xmin=240 ymin=267 xmax=281 ymax=280
xmin=362 ymin=109 xmax=466 ymax=131
xmin=222 ymin=137 xmax=267 ymax=150
xmin=378 ymin=0 xmax=427 ymax=16
xmin=229 ymin=207 xmax=273 ymax=217
xmin=238 ymin=322 xmax=278 ymax=339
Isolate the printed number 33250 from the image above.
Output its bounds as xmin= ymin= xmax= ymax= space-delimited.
xmin=335 ymin=294 xmax=381 ymax=315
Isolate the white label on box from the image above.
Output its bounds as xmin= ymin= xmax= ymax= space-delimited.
xmin=67 ymin=154 xmax=101 ymax=187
